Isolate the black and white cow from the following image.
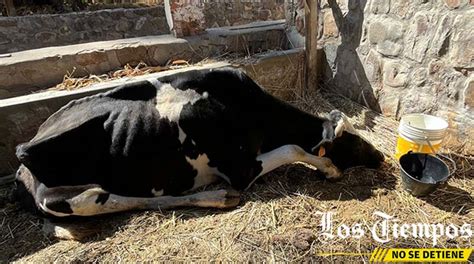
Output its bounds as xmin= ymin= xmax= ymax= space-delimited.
xmin=14 ymin=68 xmax=384 ymax=217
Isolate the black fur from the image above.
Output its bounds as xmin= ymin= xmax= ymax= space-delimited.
xmin=15 ymin=68 xmax=383 ymax=217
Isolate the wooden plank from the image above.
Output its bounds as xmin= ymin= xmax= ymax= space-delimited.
xmin=304 ymin=0 xmax=318 ymax=92
xmin=4 ymin=0 xmax=16 ymax=16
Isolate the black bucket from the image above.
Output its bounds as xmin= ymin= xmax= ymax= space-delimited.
xmin=399 ymin=152 xmax=450 ymax=197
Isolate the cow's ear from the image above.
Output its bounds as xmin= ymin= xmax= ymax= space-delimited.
xmin=333 ymin=112 xmax=358 ymax=137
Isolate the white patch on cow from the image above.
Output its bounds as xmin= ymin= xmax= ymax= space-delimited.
xmin=65 ymin=187 xmax=110 ymax=216
xmin=147 ymin=78 xmax=161 ymax=88
xmin=335 ymin=114 xmax=358 ymax=137
xmin=152 ymin=188 xmax=164 ymax=197
xmin=185 ymin=153 xmax=226 ymax=189
xmin=178 ymin=125 xmax=187 ymax=143
xmin=248 ymin=144 xmax=341 ymax=190
xmin=152 ymin=83 xmax=204 ymax=143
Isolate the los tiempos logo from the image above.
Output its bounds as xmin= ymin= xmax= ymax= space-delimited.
xmin=317 ymin=211 xmax=472 ymax=246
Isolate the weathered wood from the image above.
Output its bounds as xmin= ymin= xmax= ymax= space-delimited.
xmin=4 ymin=0 xmax=16 ymax=16
xmin=304 ymin=0 xmax=318 ymax=92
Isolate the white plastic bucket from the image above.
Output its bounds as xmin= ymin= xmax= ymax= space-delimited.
xmin=395 ymin=114 xmax=448 ymax=159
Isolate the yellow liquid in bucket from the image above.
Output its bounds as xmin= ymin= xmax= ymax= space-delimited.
xmin=395 ymin=136 xmax=442 ymax=160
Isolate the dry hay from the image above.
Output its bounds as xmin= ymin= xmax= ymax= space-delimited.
xmin=1 ymin=83 xmax=473 ymax=263
xmin=49 ymin=60 xmax=204 ymax=92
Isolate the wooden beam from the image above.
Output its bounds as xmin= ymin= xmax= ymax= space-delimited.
xmin=4 ymin=0 xmax=16 ymax=16
xmin=304 ymin=0 xmax=318 ymax=92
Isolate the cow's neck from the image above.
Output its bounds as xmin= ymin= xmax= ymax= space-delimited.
xmin=260 ymin=97 xmax=325 ymax=153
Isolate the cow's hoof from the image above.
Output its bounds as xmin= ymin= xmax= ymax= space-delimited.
xmin=215 ymin=189 xmax=241 ymax=208
xmin=325 ymin=173 xmax=344 ymax=182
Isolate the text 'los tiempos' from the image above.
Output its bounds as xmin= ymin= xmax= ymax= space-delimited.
xmin=316 ymin=211 xmax=472 ymax=246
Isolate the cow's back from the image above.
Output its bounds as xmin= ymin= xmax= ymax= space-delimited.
xmin=16 ymin=80 xmax=185 ymax=195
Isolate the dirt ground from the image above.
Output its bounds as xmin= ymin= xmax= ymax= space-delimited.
xmin=0 ymin=91 xmax=472 ymax=262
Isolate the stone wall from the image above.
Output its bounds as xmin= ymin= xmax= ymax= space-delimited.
xmin=0 ymin=6 xmax=168 ymax=53
xmin=166 ymin=0 xmax=286 ymax=37
xmin=287 ymin=0 xmax=473 ymax=153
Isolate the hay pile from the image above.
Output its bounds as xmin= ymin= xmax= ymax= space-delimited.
xmin=1 ymin=79 xmax=472 ymax=263
xmin=49 ymin=60 xmax=198 ymax=92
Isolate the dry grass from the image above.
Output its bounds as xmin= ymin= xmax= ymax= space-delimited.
xmin=1 ymin=78 xmax=473 ymax=263
xmin=48 ymin=60 xmax=209 ymax=92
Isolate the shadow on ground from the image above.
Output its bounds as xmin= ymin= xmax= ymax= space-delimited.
xmin=1 ymin=161 xmax=397 ymax=261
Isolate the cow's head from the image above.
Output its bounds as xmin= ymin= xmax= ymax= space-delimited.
xmin=312 ymin=110 xmax=384 ymax=173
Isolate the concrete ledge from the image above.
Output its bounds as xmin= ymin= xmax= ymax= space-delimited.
xmin=0 ymin=49 xmax=304 ymax=177
xmin=0 ymin=20 xmax=287 ymax=99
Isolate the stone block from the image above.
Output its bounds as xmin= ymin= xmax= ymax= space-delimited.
xmin=428 ymin=59 xmax=444 ymax=75
xmin=376 ymin=40 xmax=403 ymax=57
xmin=383 ymin=60 xmax=410 ymax=88
xmin=368 ymin=18 xmax=404 ymax=45
xmin=34 ymin=31 xmax=57 ymax=43
xmin=368 ymin=22 xmax=386 ymax=44
xmin=429 ymin=14 xmax=453 ymax=57
xmin=364 ymin=49 xmax=382 ymax=83
xmin=404 ymin=12 xmax=435 ymax=63
xmin=449 ymin=10 xmax=474 ymax=68
xmin=411 ymin=67 xmax=427 ymax=86
xmin=379 ymin=93 xmax=400 ymax=117
xmin=444 ymin=0 xmax=461 ymax=9
xmin=323 ymin=11 xmax=339 ymax=38
xmin=370 ymin=0 xmax=390 ymax=14
xmin=390 ymin=0 xmax=414 ymax=19
xmin=464 ymin=79 xmax=474 ymax=108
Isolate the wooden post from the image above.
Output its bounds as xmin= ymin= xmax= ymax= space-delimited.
xmin=4 ymin=0 xmax=16 ymax=16
xmin=304 ymin=0 xmax=318 ymax=92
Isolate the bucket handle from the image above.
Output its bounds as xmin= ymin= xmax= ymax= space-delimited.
xmin=424 ymin=136 xmax=457 ymax=180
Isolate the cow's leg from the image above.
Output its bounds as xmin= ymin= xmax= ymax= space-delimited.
xmin=246 ymin=145 xmax=342 ymax=190
xmin=38 ymin=186 xmax=240 ymax=217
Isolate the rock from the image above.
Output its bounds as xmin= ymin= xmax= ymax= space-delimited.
xmin=34 ymin=31 xmax=57 ymax=43
xmin=115 ymin=20 xmax=132 ymax=32
xmin=371 ymin=0 xmax=390 ymax=14
xmin=429 ymin=14 xmax=452 ymax=57
xmin=323 ymin=11 xmax=339 ymax=38
xmin=59 ymin=25 xmax=71 ymax=36
xmin=404 ymin=12 xmax=434 ymax=63
xmin=364 ymin=50 xmax=382 ymax=83
xmin=135 ymin=17 xmax=147 ymax=31
xmin=379 ymin=93 xmax=400 ymax=117
xmin=391 ymin=0 xmax=414 ymax=19
xmin=449 ymin=10 xmax=474 ymax=68
xmin=368 ymin=22 xmax=386 ymax=44
xmin=383 ymin=60 xmax=410 ymax=88
xmin=428 ymin=59 xmax=445 ymax=75
xmin=376 ymin=40 xmax=403 ymax=57
xmin=464 ymin=79 xmax=474 ymax=108
xmin=368 ymin=18 xmax=404 ymax=45
xmin=412 ymin=67 xmax=427 ymax=86
xmin=444 ymin=0 xmax=461 ymax=9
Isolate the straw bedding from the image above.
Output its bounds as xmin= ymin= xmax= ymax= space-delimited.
xmin=0 ymin=67 xmax=472 ymax=262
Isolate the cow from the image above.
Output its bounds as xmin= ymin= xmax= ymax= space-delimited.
xmin=14 ymin=67 xmax=384 ymax=219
